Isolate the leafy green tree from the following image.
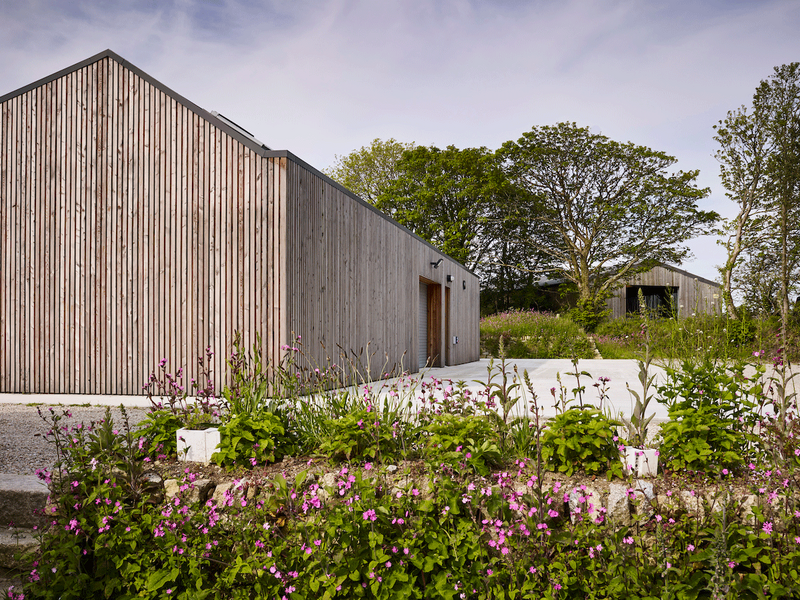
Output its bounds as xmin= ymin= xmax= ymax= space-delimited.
xmin=734 ymin=249 xmax=782 ymax=317
xmin=324 ymin=138 xmax=416 ymax=205
xmin=753 ymin=63 xmax=800 ymax=342
xmin=713 ymin=106 xmax=771 ymax=319
xmin=378 ymin=145 xmax=510 ymax=271
xmin=326 ymin=139 xmax=547 ymax=302
xmin=500 ymin=122 xmax=716 ymax=327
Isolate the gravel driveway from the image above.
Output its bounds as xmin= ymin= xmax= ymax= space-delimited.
xmin=0 ymin=405 xmax=149 ymax=476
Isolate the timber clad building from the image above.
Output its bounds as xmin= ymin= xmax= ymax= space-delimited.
xmin=606 ymin=264 xmax=722 ymax=319
xmin=0 ymin=50 xmax=479 ymax=395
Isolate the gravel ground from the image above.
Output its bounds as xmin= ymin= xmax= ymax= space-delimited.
xmin=0 ymin=404 xmax=149 ymax=476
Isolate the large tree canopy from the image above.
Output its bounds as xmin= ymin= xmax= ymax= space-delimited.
xmin=325 ymin=140 xmax=546 ymax=307
xmin=500 ymin=123 xmax=717 ymax=317
xmin=378 ymin=145 xmax=512 ymax=270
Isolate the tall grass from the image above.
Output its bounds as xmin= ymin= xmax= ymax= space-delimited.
xmin=594 ymin=313 xmax=794 ymax=362
xmin=480 ymin=309 xmax=595 ymax=359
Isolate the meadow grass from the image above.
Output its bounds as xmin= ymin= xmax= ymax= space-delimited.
xmin=593 ymin=313 xmax=795 ymax=362
xmin=480 ymin=309 xmax=595 ymax=359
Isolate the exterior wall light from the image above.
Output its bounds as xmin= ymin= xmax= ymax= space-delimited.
xmin=431 ymin=259 xmax=443 ymax=268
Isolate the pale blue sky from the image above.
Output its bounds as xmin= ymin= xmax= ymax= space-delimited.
xmin=3 ymin=0 xmax=800 ymax=282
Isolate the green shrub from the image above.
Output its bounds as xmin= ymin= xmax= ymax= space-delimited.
xmin=423 ymin=413 xmax=501 ymax=475
xmin=135 ymin=409 xmax=183 ymax=458
xmin=726 ymin=316 xmax=757 ymax=347
xmin=540 ymin=407 xmax=624 ymax=478
xmin=212 ymin=412 xmax=295 ymax=467
xmin=657 ymin=360 xmax=763 ymax=475
xmin=568 ymin=296 xmax=610 ymax=332
xmin=317 ymin=407 xmax=402 ymax=462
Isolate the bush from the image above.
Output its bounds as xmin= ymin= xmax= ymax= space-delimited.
xmin=540 ymin=407 xmax=624 ymax=478
xmin=212 ymin=412 xmax=295 ymax=467
xmin=317 ymin=407 xmax=403 ymax=462
xmin=135 ymin=409 xmax=184 ymax=458
xmin=423 ymin=413 xmax=501 ymax=475
xmin=568 ymin=296 xmax=610 ymax=332
xmin=657 ymin=360 xmax=763 ymax=475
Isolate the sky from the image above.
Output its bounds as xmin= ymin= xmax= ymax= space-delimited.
xmin=2 ymin=0 xmax=800 ymax=283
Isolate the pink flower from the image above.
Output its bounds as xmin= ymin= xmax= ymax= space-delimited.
xmin=363 ymin=509 xmax=377 ymax=522
xmin=687 ymin=544 xmax=695 ymax=552
xmin=762 ymin=522 xmax=773 ymax=535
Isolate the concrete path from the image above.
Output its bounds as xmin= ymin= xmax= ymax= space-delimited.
xmin=378 ymin=358 xmax=673 ymax=422
xmin=1 ymin=358 xmax=792 ymax=425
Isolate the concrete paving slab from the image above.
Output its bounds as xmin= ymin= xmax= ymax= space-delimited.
xmin=384 ymin=358 xmax=672 ymax=422
xmin=0 ymin=394 xmax=150 ymax=407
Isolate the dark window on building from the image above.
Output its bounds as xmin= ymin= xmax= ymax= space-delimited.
xmin=626 ymin=286 xmax=678 ymax=317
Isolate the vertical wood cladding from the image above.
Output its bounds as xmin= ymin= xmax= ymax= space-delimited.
xmin=283 ymin=161 xmax=480 ymax=380
xmin=0 ymin=56 xmax=285 ymax=394
xmin=0 ymin=51 xmax=479 ymax=395
xmin=606 ymin=265 xmax=721 ymax=319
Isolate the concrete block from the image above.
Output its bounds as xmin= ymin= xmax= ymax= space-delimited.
xmin=0 ymin=475 xmax=48 ymax=529
xmin=621 ymin=447 xmax=659 ymax=478
xmin=176 ymin=428 xmax=220 ymax=464
xmin=0 ymin=528 xmax=38 ymax=569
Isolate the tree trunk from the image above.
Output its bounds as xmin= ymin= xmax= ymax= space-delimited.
xmin=721 ymin=265 xmax=739 ymax=320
